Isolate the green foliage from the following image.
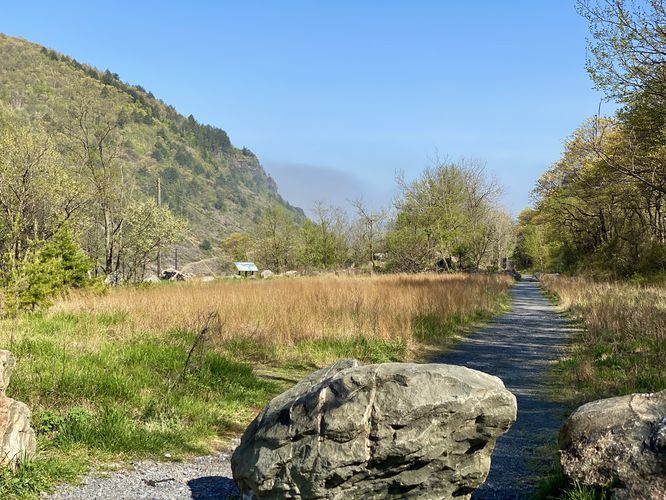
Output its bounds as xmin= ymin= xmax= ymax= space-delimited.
xmin=525 ymin=116 xmax=665 ymax=277
xmin=40 ymin=227 xmax=92 ymax=288
xmin=254 ymin=205 xmax=300 ymax=271
xmin=121 ymin=200 xmax=187 ymax=281
xmin=299 ymin=203 xmax=349 ymax=269
xmin=387 ymin=160 xmax=513 ymax=272
xmin=221 ymin=232 xmax=253 ymax=262
xmin=3 ymin=245 xmax=63 ymax=314
xmin=514 ymin=208 xmax=555 ymax=272
xmin=199 ymin=239 xmax=212 ymax=253
xmin=525 ymin=2 xmax=666 ymax=277
xmin=2 ymin=228 xmax=92 ymax=314
xmin=577 ymin=0 xmax=666 ymax=103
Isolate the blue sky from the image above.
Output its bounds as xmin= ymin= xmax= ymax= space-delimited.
xmin=2 ymin=1 xmax=612 ymax=215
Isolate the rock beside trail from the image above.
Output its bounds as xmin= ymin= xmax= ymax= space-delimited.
xmin=231 ymin=359 xmax=517 ymax=499
xmin=560 ymin=390 xmax=666 ymax=499
xmin=0 ymin=350 xmax=36 ymax=467
xmin=283 ymin=270 xmax=298 ymax=277
xmin=261 ymin=270 xmax=274 ymax=279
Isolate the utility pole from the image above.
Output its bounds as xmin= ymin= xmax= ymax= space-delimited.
xmin=156 ymin=177 xmax=162 ymax=277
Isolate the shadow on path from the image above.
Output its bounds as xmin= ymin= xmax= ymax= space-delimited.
xmin=436 ymin=278 xmax=576 ymax=499
xmin=187 ymin=476 xmax=239 ymax=499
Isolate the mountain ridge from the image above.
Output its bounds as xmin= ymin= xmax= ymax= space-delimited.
xmin=0 ymin=32 xmax=303 ymax=263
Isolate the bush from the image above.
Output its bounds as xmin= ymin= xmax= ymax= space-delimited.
xmin=2 ymin=227 xmax=92 ymax=314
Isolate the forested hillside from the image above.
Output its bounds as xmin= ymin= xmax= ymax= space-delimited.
xmin=0 ymin=33 xmax=301 ymax=266
xmin=516 ymin=0 xmax=666 ymax=280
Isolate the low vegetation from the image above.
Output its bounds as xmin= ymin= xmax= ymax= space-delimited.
xmin=55 ymin=273 xmax=510 ymax=349
xmin=536 ymin=273 xmax=664 ymax=500
xmin=541 ymin=274 xmax=665 ymax=403
xmin=0 ymin=273 xmax=511 ymax=498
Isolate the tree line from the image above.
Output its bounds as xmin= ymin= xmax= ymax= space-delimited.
xmin=517 ymin=0 xmax=666 ymax=280
xmin=222 ymin=158 xmax=515 ymax=275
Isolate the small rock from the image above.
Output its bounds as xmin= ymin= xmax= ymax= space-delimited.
xmin=260 ymin=270 xmax=274 ymax=279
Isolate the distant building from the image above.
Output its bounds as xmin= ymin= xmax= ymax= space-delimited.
xmin=234 ymin=262 xmax=259 ymax=277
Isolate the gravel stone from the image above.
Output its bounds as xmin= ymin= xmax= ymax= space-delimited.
xmin=48 ymin=441 xmax=240 ymax=499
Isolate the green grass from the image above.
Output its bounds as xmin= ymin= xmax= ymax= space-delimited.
xmin=532 ymin=447 xmax=610 ymax=500
xmin=0 ymin=312 xmax=280 ymax=498
xmin=0 ymin=451 xmax=87 ymax=500
xmin=534 ymin=472 xmax=609 ymax=500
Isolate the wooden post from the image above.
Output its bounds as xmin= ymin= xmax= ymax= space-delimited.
xmin=156 ymin=177 xmax=162 ymax=277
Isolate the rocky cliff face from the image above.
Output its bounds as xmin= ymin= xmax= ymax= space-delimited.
xmin=0 ymin=350 xmax=36 ymax=467
xmin=232 ymin=359 xmax=517 ymax=499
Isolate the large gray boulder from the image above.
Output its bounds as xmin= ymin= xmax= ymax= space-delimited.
xmin=232 ymin=359 xmax=517 ymax=499
xmin=560 ymin=390 xmax=666 ymax=499
xmin=0 ymin=350 xmax=36 ymax=467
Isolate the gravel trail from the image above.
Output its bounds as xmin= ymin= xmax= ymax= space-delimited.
xmin=48 ymin=444 xmax=240 ymax=499
xmin=436 ymin=277 xmax=576 ymax=498
xmin=48 ymin=277 xmax=573 ymax=499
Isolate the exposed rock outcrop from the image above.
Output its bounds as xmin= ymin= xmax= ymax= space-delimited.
xmin=232 ymin=359 xmax=517 ymax=499
xmin=0 ymin=351 xmax=36 ymax=467
xmin=560 ymin=390 xmax=666 ymax=499
xmin=261 ymin=270 xmax=274 ymax=279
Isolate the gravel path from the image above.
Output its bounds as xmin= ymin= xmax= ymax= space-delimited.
xmin=49 ymin=277 xmax=572 ymax=499
xmin=48 ymin=442 xmax=240 ymax=499
xmin=436 ymin=277 xmax=576 ymax=498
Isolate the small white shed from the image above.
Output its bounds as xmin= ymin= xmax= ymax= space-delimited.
xmin=234 ymin=262 xmax=259 ymax=277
